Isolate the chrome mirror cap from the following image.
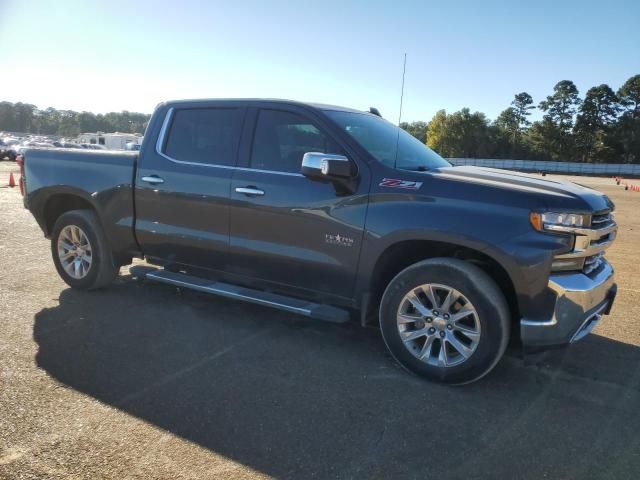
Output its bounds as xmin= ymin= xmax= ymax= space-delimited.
xmin=301 ymin=152 xmax=351 ymax=179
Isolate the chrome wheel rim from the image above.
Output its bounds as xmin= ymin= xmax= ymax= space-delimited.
xmin=57 ymin=225 xmax=92 ymax=279
xmin=396 ymin=283 xmax=481 ymax=367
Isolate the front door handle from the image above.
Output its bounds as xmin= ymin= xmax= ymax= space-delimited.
xmin=142 ymin=175 xmax=164 ymax=184
xmin=235 ymin=186 xmax=265 ymax=196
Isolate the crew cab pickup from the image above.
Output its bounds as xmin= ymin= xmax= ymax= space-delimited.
xmin=20 ymin=99 xmax=618 ymax=384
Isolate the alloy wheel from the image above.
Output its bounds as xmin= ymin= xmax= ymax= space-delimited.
xmin=57 ymin=225 xmax=93 ymax=279
xmin=396 ymin=283 xmax=481 ymax=367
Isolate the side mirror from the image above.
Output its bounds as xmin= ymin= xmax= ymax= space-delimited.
xmin=301 ymin=152 xmax=352 ymax=179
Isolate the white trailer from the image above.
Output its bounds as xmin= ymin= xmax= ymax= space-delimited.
xmin=77 ymin=132 xmax=143 ymax=150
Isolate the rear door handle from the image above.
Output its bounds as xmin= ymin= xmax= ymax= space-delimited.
xmin=142 ymin=175 xmax=164 ymax=184
xmin=235 ymin=186 xmax=265 ymax=196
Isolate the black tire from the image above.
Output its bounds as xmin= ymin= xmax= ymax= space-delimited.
xmin=51 ymin=209 xmax=118 ymax=290
xmin=379 ymin=257 xmax=510 ymax=385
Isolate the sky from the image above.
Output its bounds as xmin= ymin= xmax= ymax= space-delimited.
xmin=1 ymin=0 xmax=639 ymax=123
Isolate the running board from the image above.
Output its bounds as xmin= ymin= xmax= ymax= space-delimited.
xmin=130 ymin=267 xmax=349 ymax=323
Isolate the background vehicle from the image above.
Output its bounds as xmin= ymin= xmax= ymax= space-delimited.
xmin=79 ymin=143 xmax=106 ymax=150
xmin=77 ymin=132 xmax=142 ymax=150
xmin=12 ymin=141 xmax=54 ymax=159
xmin=19 ymin=99 xmax=618 ymax=384
xmin=1 ymin=137 xmax=20 ymax=160
xmin=52 ymin=141 xmax=83 ymax=149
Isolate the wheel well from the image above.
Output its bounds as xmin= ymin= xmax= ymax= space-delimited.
xmin=368 ymin=240 xmax=519 ymax=325
xmin=43 ymin=194 xmax=95 ymax=236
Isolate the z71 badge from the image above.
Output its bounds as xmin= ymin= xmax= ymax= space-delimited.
xmin=379 ymin=178 xmax=423 ymax=190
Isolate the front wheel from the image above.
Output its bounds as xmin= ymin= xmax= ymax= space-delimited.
xmin=379 ymin=258 xmax=510 ymax=385
xmin=51 ymin=209 xmax=118 ymax=290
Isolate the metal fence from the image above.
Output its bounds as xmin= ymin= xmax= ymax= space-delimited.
xmin=447 ymin=158 xmax=640 ymax=177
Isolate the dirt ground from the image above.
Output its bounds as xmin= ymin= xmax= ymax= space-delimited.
xmin=1 ymin=161 xmax=640 ymax=479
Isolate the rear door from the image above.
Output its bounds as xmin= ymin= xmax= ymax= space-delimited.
xmin=227 ymin=106 xmax=370 ymax=299
xmin=135 ymin=104 xmax=246 ymax=270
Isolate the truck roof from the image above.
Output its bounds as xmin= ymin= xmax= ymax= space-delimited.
xmin=161 ymin=98 xmax=367 ymax=115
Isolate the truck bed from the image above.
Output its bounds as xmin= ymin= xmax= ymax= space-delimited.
xmin=23 ymin=148 xmax=140 ymax=257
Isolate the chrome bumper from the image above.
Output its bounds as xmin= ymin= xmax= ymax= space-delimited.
xmin=520 ymin=261 xmax=616 ymax=348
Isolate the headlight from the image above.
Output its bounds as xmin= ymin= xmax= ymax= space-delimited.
xmin=529 ymin=212 xmax=588 ymax=232
xmin=530 ymin=211 xmax=591 ymax=272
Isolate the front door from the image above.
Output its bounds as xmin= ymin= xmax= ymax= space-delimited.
xmin=135 ymin=105 xmax=246 ymax=270
xmin=228 ymin=108 xmax=369 ymax=299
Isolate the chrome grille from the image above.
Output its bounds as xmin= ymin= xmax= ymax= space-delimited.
xmin=552 ymin=208 xmax=617 ymax=275
xmin=590 ymin=233 xmax=613 ymax=247
xmin=591 ymin=211 xmax=613 ymax=228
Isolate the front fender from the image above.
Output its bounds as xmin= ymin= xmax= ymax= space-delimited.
xmin=354 ymin=190 xmax=571 ymax=322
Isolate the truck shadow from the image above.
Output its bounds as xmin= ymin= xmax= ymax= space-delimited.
xmin=33 ymin=277 xmax=640 ymax=479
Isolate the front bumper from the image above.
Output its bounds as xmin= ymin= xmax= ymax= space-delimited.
xmin=520 ymin=261 xmax=616 ymax=348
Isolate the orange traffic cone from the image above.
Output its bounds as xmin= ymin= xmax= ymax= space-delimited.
xmin=8 ymin=172 xmax=15 ymax=188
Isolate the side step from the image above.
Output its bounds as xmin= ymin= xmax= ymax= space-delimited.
xmin=130 ymin=266 xmax=350 ymax=323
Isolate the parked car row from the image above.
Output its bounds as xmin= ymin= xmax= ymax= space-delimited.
xmin=52 ymin=141 xmax=106 ymax=151
xmin=0 ymin=134 xmax=107 ymax=160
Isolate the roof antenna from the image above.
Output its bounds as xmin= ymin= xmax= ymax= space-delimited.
xmin=394 ymin=52 xmax=407 ymax=169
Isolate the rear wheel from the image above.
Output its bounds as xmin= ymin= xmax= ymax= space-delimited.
xmin=51 ymin=210 xmax=118 ymax=290
xmin=379 ymin=258 xmax=510 ymax=384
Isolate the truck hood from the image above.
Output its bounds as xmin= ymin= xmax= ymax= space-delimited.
xmin=433 ymin=166 xmax=613 ymax=212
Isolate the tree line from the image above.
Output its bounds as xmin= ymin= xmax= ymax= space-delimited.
xmin=3 ymin=74 xmax=639 ymax=163
xmin=401 ymin=74 xmax=640 ymax=163
xmin=0 ymin=102 xmax=150 ymax=137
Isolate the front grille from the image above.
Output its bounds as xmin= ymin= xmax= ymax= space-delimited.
xmin=582 ymin=209 xmax=615 ymax=274
xmin=591 ymin=211 xmax=613 ymax=228
xmin=590 ymin=233 xmax=613 ymax=247
xmin=552 ymin=208 xmax=617 ymax=275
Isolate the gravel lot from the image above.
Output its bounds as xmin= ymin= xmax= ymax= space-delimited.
xmin=1 ymin=161 xmax=640 ymax=479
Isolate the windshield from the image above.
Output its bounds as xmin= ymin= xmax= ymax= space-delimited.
xmin=325 ymin=110 xmax=450 ymax=171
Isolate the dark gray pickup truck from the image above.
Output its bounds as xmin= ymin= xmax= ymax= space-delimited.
xmin=19 ymin=99 xmax=618 ymax=384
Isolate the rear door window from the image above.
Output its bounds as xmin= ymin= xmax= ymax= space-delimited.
xmin=164 ymin=108 xmax=244 ymax=166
